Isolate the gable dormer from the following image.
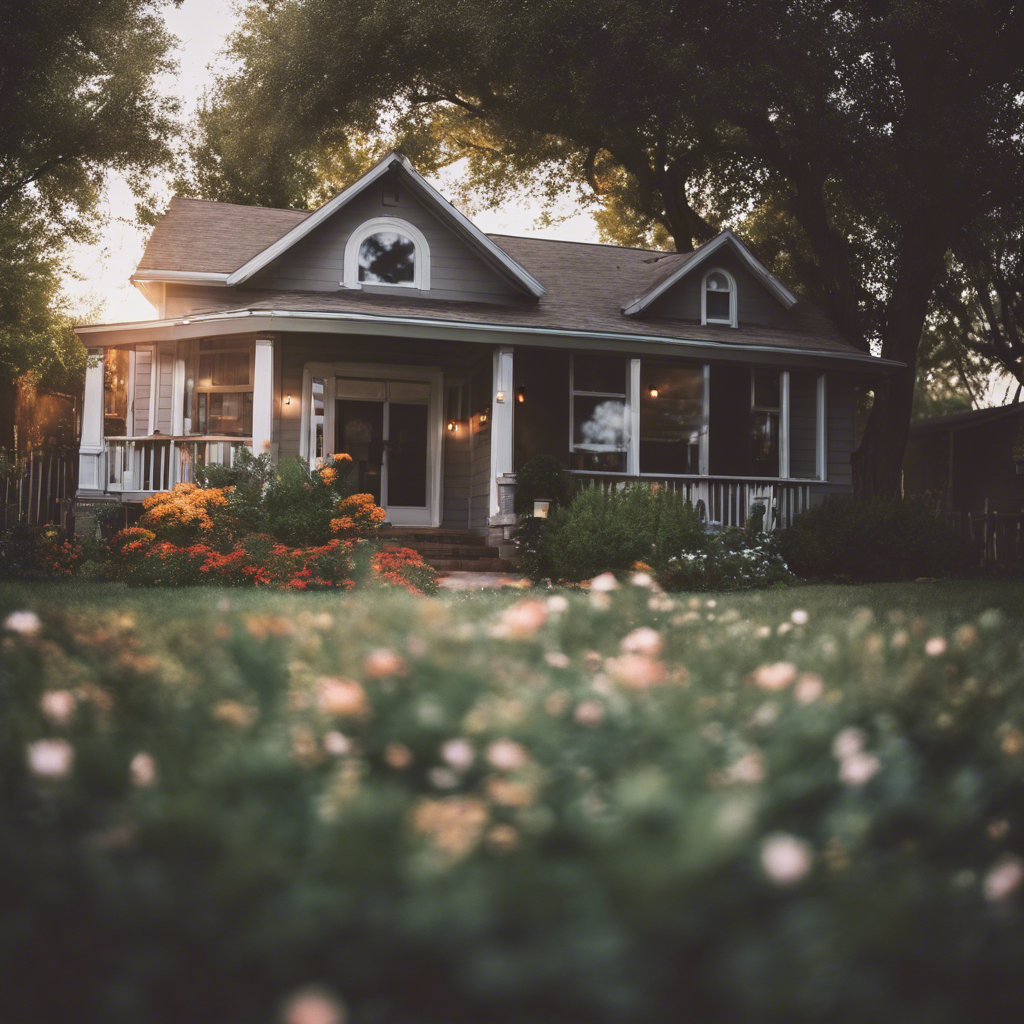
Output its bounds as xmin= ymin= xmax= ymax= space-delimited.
xmin=621 ymin=229 xmax=799 ymax=330
xmin=235 ymin=153 xmax=544 ymax=307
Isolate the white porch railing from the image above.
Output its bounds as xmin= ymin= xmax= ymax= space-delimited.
xmin=571 ymin=472 xmax=813 ymax=531
xmin=104 ymin=436 xmax=250 ymax=494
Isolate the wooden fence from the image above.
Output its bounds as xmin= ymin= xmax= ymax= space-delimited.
xmin=948 ymin=499 xmax=1024 ymax=575
xmin=1 ymin=447 xmax=79 ymax=531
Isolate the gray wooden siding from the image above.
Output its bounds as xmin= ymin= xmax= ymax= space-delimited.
xmin=647 ymin=248 xmax=800 ymax=330
xmin=789 ymin=371 xmax=819 ymax=480
xmin=155 ymin=344 xmax=174 ymax=434
xmin=469 ymin=358 xmax=493 ymax=532
xmin=826 ymin=376 xmax=855 ymax=488
xmin=132 ymin=346 xmax=153 ymax=435
xmin=251 ymin=184 xmax=523 ymax=305
xmin=443 ymin=430 xmax=471 ymax=529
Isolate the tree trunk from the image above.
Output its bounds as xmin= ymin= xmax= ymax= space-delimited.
xmin=851 ymin=261 xmax=940 ymax=497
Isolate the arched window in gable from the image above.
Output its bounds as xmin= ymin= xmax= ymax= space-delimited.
xmin=343 ymin=217 xmax=430 ymax=290
xmin=702 ymin=268 xmax=737 ymax=327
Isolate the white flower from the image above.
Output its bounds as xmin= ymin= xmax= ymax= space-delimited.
xmin=27 ymin=738 xmax=74 ymax=780
xmin=831 ymin=727 xmax=867 ymax=760
xmin=573 ymin=700 xmax=605 ymax=727
xmin=838 ymin=751 xmax=881 ymax=787
xmin=589 ymin=572 xmax=619 ymax=592
xmin=620 ymin=627 xmax=664 ymax=658
xmin=924 ymin=636 xmax=948 ymax=657
xmin=441 ymin=738 xmax=476 ymax=771
xmin=983 ymin=856 xmax=1024 ymax=902
xmin=793 ymin=673 xmax=824 ymax=705
xmin=791 ymin=609 xmax=809 ymax=625
xmin=130 ymin=751 xmax=158 ymax=788
xmin=545 ymin=594 xmax=569 ymax=613
xmin=40 ymin=690 xmax=76 ymax=727
xmin=4 ymin=610 xmax=41 ymax=636
xmin=589 ymin=591 xmax=612 ymax=611
xmin=760 ymin=833 xmax=813 ymax=885
xmin=544 ymin=650 xmax=571 ymax=669
xmin=630 ymin=572 xmax=654 ymax=588
xmin=323 ymin=731 xmax=352 ymax=756
xmin=752 ymin=662 xmax=797 ymax=691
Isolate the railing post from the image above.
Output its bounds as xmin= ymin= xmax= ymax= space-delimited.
xmin=252 ymin=336 xmax=275 ymax=456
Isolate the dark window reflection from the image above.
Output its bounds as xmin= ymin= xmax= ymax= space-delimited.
xmin=358 ymin=232 xmax=416 ymax=284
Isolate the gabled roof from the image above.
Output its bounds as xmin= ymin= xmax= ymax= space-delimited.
xmin=221 ymin=152 xmax=545 ymax=297
xmin=621 ymin=228 xmax=798 ymax=316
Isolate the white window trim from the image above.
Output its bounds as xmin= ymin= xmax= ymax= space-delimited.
xmin=701 ymin=267 xmax=738 ymax=328
xmin=342 ymin=217 xmax=430 ymax=291
xmin=750 ymin=369 xmax=789 ymax=478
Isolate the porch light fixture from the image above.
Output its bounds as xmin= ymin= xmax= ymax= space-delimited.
xmin=285 ymin=394 xmax=291 ymax=405
xmin=516 ymin=386 xmax=526 ymax=404
xmin=496 ymin=390 xmax=506 ymax=403
xmin=480 ymin=407 xmax=490 ymax=425
xmin=649 ymin=387 xmax=659 ymax=399
xmin=533 ymin=499 xmax=550 ymax=519
xmin=446 ymin=420 xmax=457 ymax=433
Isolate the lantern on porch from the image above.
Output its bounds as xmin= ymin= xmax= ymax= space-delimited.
xmin=533 ymin=499 xmax=550 ymax=519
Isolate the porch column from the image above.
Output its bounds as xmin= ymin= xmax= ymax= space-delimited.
xmin=489 ymin=346 xmax=514 ymax=518
xmin=779 ymin=370 xmax=791 ymax=478
xmin=251 ymin=335 xmax=275 ymax=455
xmin=78 ymin=349 xmax=105 ymax=492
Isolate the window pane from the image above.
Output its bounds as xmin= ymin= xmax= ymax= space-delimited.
xmin=640 ymin=365 xmax=704 ymax=474
xmin=358 ymin=232 xmax=415 ymax=284
xmin=198 ymin=392 xmax=253 ymax=436
xmin=751 ymin=410 xmax=779 ymax=475
xmin=753 ymin=369 xmax=780 ymax=409
xmin=707 ymin=271 xmax=730 ymax=291
xmin=573 ymin=396 xmax=625 ymax=450
xmin=199 ymin=352 xmax=251 ymax=387
xmin=570 ymin=449 xmax=626 ymax=472
xmin=573 ymin=354 xmax=626 ymax=394
xmin=706 ymin=289 xmax=731 ymax=320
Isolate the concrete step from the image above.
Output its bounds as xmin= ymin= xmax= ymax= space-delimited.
xmin=383 ymin=528 xmax=488 ymax=547
xmin=409 ymin=542 xmax=503 ymax=558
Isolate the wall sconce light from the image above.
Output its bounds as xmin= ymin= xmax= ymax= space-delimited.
xmin=480 ymin=407 xmax=490 ymax=425
xmin=496 ymin=390 xmax=506 ymax=403
xmin=533 ymin=498 xmax=550 ymax=519
xmin=649 ymin=387 xmax=659 ymax=399
xmin=285 ymin=394 xmax=291 ymax=405
xmin=516 ymin=386 xmax=526 ymax=404
xmin=446 ymin=420 xmax=457 ymax=433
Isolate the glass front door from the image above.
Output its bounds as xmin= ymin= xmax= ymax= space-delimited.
xmin=335 ymin=378 xmax=432 ymax=524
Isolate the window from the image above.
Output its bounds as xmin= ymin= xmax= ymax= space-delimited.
xmin=343 ymin=217 xmax=430 ymax=290
xmin=751 ymin=368 xmax=781 ymax=476
xmin=702 ymin=268 xmax=737 ymax=327
xmin=640 ymin=363 xmax=705 ymax=474
xmin=189 ymin=339 xmax=254 ymax=437
xmin=103 ymin=347 xmax=130 ymax=436
xmin=570 ymin=353 xmax=628 ymax=472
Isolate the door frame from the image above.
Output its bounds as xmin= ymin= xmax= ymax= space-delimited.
xmin=300 ymin=361 xmax=444 ymax=527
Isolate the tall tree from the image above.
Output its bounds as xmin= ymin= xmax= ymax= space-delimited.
xmin=185 ymin=0 xmax=1024 ymax=495
xmin=0 ymin=0 xmax=181 ymax=445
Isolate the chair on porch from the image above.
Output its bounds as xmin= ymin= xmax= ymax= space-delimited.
xmin=748 ymin=485 xmax=777 ymax=533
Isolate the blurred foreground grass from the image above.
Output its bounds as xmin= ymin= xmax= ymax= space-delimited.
xmin=2 ymin=578 xmax=1023 ymax=1024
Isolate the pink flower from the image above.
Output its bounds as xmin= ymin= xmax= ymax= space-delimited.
xmin=441 ymin=738 xmax=476 ymax=771
xmin=760 ymin=833 xmax=813 ymax=885
xmin=130 ymin=751 xmax=158 ymax=788
xmin=620 ymin=627 xmax=664 ymax=658
xmin=363 ymin=648 xmax=409 ymax=678
xmin=831 ymin=727 xmax=867 ymax=760
xmin=838 ymin=751 xmax=881 ymax=787
xmin=574 ymin=700 xmax=606 ymax=727
xmin=500 ymin=600 xmax=548 ymax=639
xmin=323 ymin=731 xmax=352 ymax=756
xmin=983 ymin=856 xmax=1024 ymax=902
xmin=605 ymin=653 xmax=666 ymax=690
xmin=317 ymin=677 xmax=370 ymax=719
xmin=793 ymin=673 xmax=824 ymax=704
xmin=589 ymin=573 xmax=619 ymax=592
xmin=487 ymin=738 xmax=529 ymax=772
xmin=925 ymin=636 xmax=948 ymax=657
xmin=4 ymin=610 xmax=41 ymax=636
xmin=27 ymin=738 xmax=74 ymax=780
xmin=753 ymin=662 xmax=798 ymax=691
xmin=40 ymin=690 xmax=76 ymax=727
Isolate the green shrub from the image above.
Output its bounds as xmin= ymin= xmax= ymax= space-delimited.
xmin=777 ymin=495 xmax=972 ymax=581
xmin=3 ymin=586 xmax=1024 ymax=1023
xmin=660 ymin=527 xmax=795 ymax=591
xmin=0 ymin=524 xmax=82 ymax=581
xmin=513 ymin=454 xmax=574 ymax=515
xmin=527 ymin=484 xmax=705 ymax=582
xmin=261 ymin=455 xmax=356 ymax=546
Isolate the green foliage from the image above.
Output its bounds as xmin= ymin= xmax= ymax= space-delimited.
xmin=261 ymin=456 xmax=354 ymax=547
xmin=527 ymin=484 xmax=704 ymax=583
xmin=0 ymin=524 xmax=82 ymax=581
xmin=513 ymin=455 xmax=573 ymax=515
xmin=660 ymin=528 xmax=794 ymax=592
xmin=3 ymin=583 xmax=1024 ymax=1023
xmin=777 ymin=496 xmax=972 ymax=582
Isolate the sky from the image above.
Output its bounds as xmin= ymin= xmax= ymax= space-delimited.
xmin=67 ymin=0 xmax=598 ymax=326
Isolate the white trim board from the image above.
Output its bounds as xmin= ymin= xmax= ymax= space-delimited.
xmin=622 ymin=229 xmax=799 ymax=317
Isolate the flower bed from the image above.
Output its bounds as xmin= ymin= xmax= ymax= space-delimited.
xmin=2 ymin=584 xmax=1022 ymax=1023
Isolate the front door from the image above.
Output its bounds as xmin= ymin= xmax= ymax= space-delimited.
xmin=335 ymin=378 xmax=432 ymax=526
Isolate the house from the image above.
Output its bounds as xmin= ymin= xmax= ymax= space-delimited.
xmin=73 ymin=152 xmax=898 ymax=542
